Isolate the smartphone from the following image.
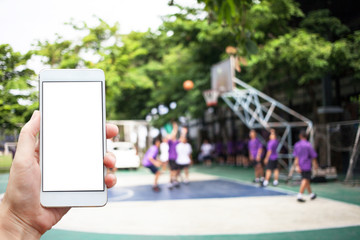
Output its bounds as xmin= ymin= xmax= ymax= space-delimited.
xmin=39 ymin=69 xmax=107 ymax=207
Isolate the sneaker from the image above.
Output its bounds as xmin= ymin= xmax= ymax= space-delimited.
xmin=310 ymin=193 xmax=317 ymax=200
xmin=260 ymin=177 xmax=265 ymax=182
xmin=253 ymin=178 xmax=260 ymax=183
xmin=167 ymin=182 xmax=174 ymax=190
xmin=261 ymin=180 xmax=269 ymax=187
xmin=152 ymin=186 xmax=161 ymax=192
xmin=297 ymin=198 xmax=306 ymax=203
xmin=174 ymin=181 xmax=181 ymax=188
xmin=183 ymin=179 xmax=189 ymax=185
xmin=273 ymin=180 xmax=279 ymax=186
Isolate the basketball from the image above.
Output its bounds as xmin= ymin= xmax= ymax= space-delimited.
xmin=183 ymin=80 xmax=194 ymax=90
xmin=225 ymin=46 xmax=237 ymax=55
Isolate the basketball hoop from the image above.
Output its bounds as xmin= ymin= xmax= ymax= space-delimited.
xmin=203 ymin=89 xmax=219 ymax=107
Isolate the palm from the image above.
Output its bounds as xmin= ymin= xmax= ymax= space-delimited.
xmin=4 ymin=143 xmax=69 ymax=234
xmin=1 ymin=112 xmax=118 ymax=237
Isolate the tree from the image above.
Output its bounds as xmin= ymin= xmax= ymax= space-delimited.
xmin=198 ymin=0 xmax=303 ymax=55
xmin=137 ymin=6 xmax=237 ymax=127
xmin=243 ymin=29 xmax=332 ymax=117
xmin=35 ymin=18 xmax=154 ymax=120
xmin=0 ymin=44 xmax=35 ymax=132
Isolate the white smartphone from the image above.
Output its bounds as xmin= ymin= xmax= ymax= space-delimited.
xmin=39 ymin=69 xmax=107 ymax=207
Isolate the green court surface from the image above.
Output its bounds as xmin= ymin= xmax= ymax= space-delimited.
xmin=43 ymin=226 xmax=360 ymax=240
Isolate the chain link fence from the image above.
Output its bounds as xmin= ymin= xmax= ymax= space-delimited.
xmin=314 ymin=120 xmax=360 ymax=184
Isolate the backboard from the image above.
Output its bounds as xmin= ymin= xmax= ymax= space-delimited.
xmin=211 ymin=56 xmax=235 ymax=93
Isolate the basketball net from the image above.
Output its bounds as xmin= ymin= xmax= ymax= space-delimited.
xmin=203 ymin=89 xmax=219 ymax=107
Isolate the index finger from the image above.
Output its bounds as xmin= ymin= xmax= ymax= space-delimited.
xmin=15 ymin=111 xmax=40 ymax=162
xmin=106 ymin=123 xmax=118 ymax=139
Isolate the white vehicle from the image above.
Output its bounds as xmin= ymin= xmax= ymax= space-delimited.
xmin=109 ymin=142 xmax=140 ymax=169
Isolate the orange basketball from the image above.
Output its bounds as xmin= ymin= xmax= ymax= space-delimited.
xmin=183 ymin=80 xmax=194 ymax=91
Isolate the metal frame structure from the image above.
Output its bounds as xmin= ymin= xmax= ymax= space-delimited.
xmin=221 ymin=77 xmax=313 ymax=169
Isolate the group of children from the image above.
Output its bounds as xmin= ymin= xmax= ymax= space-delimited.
xmin=142 ymin=123 xmax=192 ymax=192
xmin=143 ymin=124 xmax=318 ymax=202
xmin=248 ymin=128 xmax=318 ymax=202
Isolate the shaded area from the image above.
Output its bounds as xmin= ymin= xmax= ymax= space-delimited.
xmin=42 ymin=225 xmax=360 ymax=240
xmin=108 ymin=179 xmax=288 ymax=202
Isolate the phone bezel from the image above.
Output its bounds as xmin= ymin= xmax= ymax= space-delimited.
xmin=39 ymin=69 xmax=107 ymax=207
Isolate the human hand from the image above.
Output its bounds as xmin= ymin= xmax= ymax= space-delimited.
xmin=154 ymin=160 xmax=162 ymax=168
xmin=0 ymin=110 xmax=118 ymax=240
xmin=296 ymin=165 xmax=301 ymax=173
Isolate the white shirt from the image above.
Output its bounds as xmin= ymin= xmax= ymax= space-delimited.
xmin=201 ymin=143 xmax=212 ymax=156
xmin=176 ymin=142 xmax=192 ymax=165
xmin=159 ymin=142 xmax=169 ymax=162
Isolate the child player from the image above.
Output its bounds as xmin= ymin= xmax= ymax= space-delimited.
xmin=159 ymin=136 xmax=169 ymax=172
xmin=168 ymin=123 xmax=188 ymax=189
xmin=176 ymin=136 xmax=193 ymax=184
xmin=248 ymin=129 xmax=264 ymax=183
xmin=142 ymin=138 xmax=162 ymax=192
xmin=167 ymin=122 xmax=179 ymax=189
xmin=293 ymin=130 xmax=318 ymax=202
xmin=262 ymin=129 xmax=279 ymax=187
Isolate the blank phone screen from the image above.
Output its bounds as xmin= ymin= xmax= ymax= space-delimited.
xmin=42 ymin=81 xmax=104 ymax=192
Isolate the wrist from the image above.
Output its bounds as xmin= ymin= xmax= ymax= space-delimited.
xmin=0 ymin=202 xmax=41 ymax=240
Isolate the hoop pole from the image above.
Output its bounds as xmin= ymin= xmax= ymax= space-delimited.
xmin=345 ymin=124 xmax=360 ymax=182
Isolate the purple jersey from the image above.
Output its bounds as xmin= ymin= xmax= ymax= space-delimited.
xmin=248 ymin=138 xmax=262 ymax=159
xmin=236 ymin=140 xmax=245 ymax=152
xmin=168 ymin=139 xmax=179 ymax=161
xmin=215 ymin=142 xmax=223 ymax=154
xmin=142 ymin=145 xmax=159 ymax=167
xmin=267 ymin=139 xmax=279 ymax=161
xmin=227 ymin=141 xmax=235 ymax=154
xmin=293 ymin=140 xmax=317 ymax=171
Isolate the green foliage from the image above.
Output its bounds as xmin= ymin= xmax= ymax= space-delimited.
xmin=0 ymin=44 xmax=35 ymax=131
xmin=246 ymin=30 xmax=331 ymax=90
xmin=300 ymin=9 xmax=350 ymax=40
xmin=1 ymin=2 xmax=355 ymax=129
xmin=140 ymin=8 xmax=237 ymax=126
xmin=198 ymin=0 xmax=303 ymax=55
xmin=35 ymin=19 xmax=154 ymax=120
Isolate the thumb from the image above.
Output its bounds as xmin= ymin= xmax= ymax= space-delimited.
xmin=14 ymin=111 xmax=40 ymax=161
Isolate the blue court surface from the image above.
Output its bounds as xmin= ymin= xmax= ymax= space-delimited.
xmin=108 ymin=179 xmax=288 ymax=202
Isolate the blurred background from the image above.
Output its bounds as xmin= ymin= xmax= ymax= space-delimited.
xmin=1 ymin=0 xmax=360 ymax=174
xmin=1 ymin=0 xmax=360 ymax=239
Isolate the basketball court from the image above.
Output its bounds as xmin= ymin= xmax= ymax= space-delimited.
xmin=23 ymin=167 xmax=357 ymax=239
xmin=0 ymin=167 xmax=359 ymax=239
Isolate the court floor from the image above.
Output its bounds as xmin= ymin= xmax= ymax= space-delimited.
xmin=1 ymin=167 xmax=360 ymax=239
xmin=48 ymin=169 xmax=360 ymax=239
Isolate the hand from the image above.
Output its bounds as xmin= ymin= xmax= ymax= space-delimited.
xmin=0 ymin=110 xmax=118 ymax=240
xmin=264 ymin=159 xmax=268 ymax=165
xmin=154 ymin=160 xmax=162 ymax=168
xmin=256 ymin=157 xmax=261 ymax=162
xmin=296 ymin=165 xmax=301 ymax=173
